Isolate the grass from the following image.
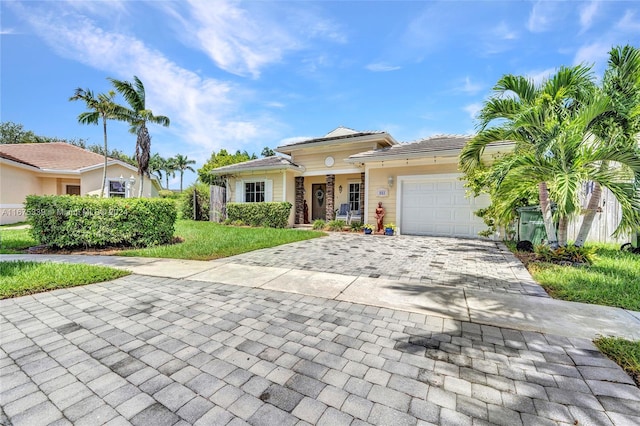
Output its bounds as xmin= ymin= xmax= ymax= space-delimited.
xmin=120 ymin=220 xmax=324 ymax=260
xmin=0 ymin=228 xmax=37 ymax=254
xmin=0 ymin=261 xmax=129 ymax=299
xmin=523 ymin=245 xmax=640 ymax=311
xmin=594 ymin=336 xmax=640 ymax=387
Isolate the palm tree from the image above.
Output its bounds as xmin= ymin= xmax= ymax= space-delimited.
xmin=461 ymin=62 xmax=640 ymax=247
xmin=162 ymin=156 xmax=177 ymax=189
xmin=574 ymin=45 xmax=640 ymax=246
xmin=461 ymin=65 xmax=596 ymax=248
xmin=149 ymin=153 xmax=165 ymax=185
xmin=109 ymin=76 xmax=170 ymax=197
xmin=69 ymin=89 xmax=123 ymax=197
xmin=173 ymin=154 xmax=196 ymax=192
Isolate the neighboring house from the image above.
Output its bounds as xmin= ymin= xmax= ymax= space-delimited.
xmin=209 ymin=127 xmax=511 ymax=238
xmin=0 ymin=142 xmax=161 ymax=225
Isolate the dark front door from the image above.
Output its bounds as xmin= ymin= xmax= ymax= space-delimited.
xmin=311 ymin=184 xmax=326 ymax=220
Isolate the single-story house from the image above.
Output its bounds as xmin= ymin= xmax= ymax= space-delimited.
xmin=209 ymin=127 xmax=511 ymax=238
xmin=0 ymin=142 xmax=161 ymax=225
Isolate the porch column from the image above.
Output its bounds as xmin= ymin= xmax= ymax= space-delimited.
xmin=326 ymin=174 xmax=335 ymax=220
xmin=360 ymin=172 xmax=366 ymax=218
xmin=295 ymin=176 xmax=304 ymax=224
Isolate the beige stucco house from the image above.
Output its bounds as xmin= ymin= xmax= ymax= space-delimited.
xmin=0 ymin=142 xmax=161 ymax=225
xmin=209 ymin=127 xmax=511 ymax=238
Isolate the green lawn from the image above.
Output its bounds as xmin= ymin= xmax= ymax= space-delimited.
xmin=0 ymin=228 xmax=37 ymax=254
xmin=527 ymin=245 xmax=640 ymax=311
xmin=0 ymin=261 xmax=129 ymax=299
xmin=594 ymin=336 xmax=640 ymax=387
xmin=120 ymin=220 xmax=324 ymax=260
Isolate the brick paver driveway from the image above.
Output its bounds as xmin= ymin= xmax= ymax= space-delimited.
xmin=219 ymin=234 xmax=547 ymax=297
xmin=2 ymin=274 xmax=638 ymax=425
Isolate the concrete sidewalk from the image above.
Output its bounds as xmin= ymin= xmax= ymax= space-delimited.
xmin=2 ymin=254 xmax=639 ymax=341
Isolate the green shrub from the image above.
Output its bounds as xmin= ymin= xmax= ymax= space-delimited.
xmin=534 ymin=244 xmax=596 ymax=265
xmin=180 ymin=183 xmax=210 ymax=221
xmin=159 ymin=189 xmax=180 ymax=199
xmin=232 ymin=220 xmax=245 ymax=226
xmin=222 ymin=218 xmax=232 ymax=225
xmin=312 ymin=219 xmax=326 ymax=230
xmin=26 ymin=195 xmax=176 ymax=248
xmin=350 ymin=221 xmax=363 ymax=232
xmin=327 ymin=220 xmax=346 ymax=231
xmin=226 ymin=202 xmax=292 ymax=228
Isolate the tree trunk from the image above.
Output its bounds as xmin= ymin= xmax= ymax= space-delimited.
xmin=538 ymin=181 xmax=559 ymax=249
xmin=138 ymin=174 xmax=144 ymax=198
xmin=166 ymin=174 xmax=169 ymax=190
xmin=557 ymin=215 xmax=569 ymax=247
xmin=180 ymin=171 xmax=184 ymax=192
xmin=575 ymin=182 xmax=602 ymax=247
xmin=100 ymin=116 xmax=108 ymax=198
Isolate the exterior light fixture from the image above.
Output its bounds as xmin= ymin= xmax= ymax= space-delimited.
xmin=338 ymin=185 xmax=343 ymax=193
xmin=388 ymin=176 xmax=394 ymax=188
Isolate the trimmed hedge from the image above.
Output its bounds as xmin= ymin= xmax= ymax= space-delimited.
xmin=226 ymin=202 xmax=292 ymax=228
xmin=180 ymin=183 xmax=210 ymax=221
xmin=26 ymin=195 xmax=177 ymax=248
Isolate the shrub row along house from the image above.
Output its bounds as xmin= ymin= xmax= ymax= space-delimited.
xmin=0 ymin=143 xmax=161 ymax=225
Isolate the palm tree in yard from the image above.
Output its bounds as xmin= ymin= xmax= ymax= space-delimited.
xmin=173 ymin=154 xmax=196 ymax=192
xmin=461 ymin=61 xmax=640 ymax=247
xmin=109 ymin=76 xmax=170 ymax=197
xmin=574 ymin=45 xmax=640 ymax=246
xmin=69 ymin=89 xmax=124 ymax=197
xmin=162 ymin=156 xmax=177 ymax=189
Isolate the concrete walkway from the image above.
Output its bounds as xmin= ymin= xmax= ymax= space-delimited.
xmin=2 ymin=235 xmax=640 ymax=426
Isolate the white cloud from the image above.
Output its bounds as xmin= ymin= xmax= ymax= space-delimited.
xmin=617 ymin=10 xmax=640 ymax=32
xmin=456 ymin=77 xmax=483 ymax=95
xmin=266 ymin=101 xmax=285 ymax=109
xmin=579 ymin=1 xmax=599 ymax=33
xmin=365 ymin=63 xmax=401 ymax=72
xmin=463 ymin=103 xmax=483 ymax=120
xmin=526 ymin=68 xmax=556 ymax=86
xmin=9 ymin=2 xmax=279 ymax=158
xmin=573 ymin=41 xmax=611 ymax=67
xmin=493 ymin=22 xmax=517 ymax=40
xmin=527 ymin=1 xmax=556 ymax=33
xmin=279 ymin=136 xmax=313 ymax=146
xmin=0 ymin=28 xmax=16 ymax=35
xmin=159 ymin=1 xmax=346 ymax=79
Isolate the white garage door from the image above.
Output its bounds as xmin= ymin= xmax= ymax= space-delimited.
xmin=400 ymin=176 xmax=490 ymax=238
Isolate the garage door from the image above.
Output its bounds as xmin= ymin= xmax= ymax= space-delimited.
xmin=400 ymin=176 xmax=490 ymax=238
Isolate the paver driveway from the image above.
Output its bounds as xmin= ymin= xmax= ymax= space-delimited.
xmin=2 ymin=271 xmax=639 ymax=425
xmin=219 ymin=234 xmax=547 ymax=297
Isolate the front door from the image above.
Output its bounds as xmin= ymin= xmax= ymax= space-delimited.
xmin=311 ymin=184 xmax=326 ymax=220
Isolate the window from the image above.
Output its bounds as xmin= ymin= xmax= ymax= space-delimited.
xmin=245 ymin=181 xmax=265 ymax=203
xmin=109 ymin=180 xmax=126 ymax=198
xmin=349 ymin=182 xmax=360 ymax=212
xmin=66 ymin=185 xmax=81 ymax=196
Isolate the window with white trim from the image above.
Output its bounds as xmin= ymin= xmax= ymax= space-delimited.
xmin=245 ymin=181 xmax=265 ymax=203
xmin=349 ymin=182 xmax=360 ymax=212
xmin=108 ymin=180 xmax=126 ymax=198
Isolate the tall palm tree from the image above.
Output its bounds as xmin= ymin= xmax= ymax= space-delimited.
xmin=162 ymin=156 xmax=177 ymax=189
xmin=173 ymin=154 xmax=196 ymax=192
xmin=574 ymin=45 xmax=640 ymax=246
xmin=109 ymin=76 xmax=170 ymax=197
xmin=69 ymin=89 xmax=122 ymax=197
xmin=461 ymin=65 xmax=596 ymax=248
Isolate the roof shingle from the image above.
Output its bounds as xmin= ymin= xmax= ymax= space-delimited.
xmin=208 ymin=156 xmax=302 ymax=174
xmin=0 ymin=142 xmax=109 ymax=170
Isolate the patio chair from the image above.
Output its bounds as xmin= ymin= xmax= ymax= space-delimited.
xmin=350 ymin=209 xmax=362 ymax=224
xmin=335 ymin=203 xmax=350 ymax=222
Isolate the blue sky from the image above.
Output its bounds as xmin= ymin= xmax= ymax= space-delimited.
xmin=2 ymin=1 xmax=639 ymax=188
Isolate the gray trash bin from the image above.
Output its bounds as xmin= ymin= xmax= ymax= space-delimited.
xmin=516 ymin=206 xmax=547 ymax=245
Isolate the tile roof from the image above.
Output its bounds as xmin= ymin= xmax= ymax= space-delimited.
xmin=0 ymin=142 xmax=109 ymax=170
xmin=276 ymin=126 xmax=389 ymax=150
xmin=347 ymin=134 xmax=512 ymax=161
xmin=209 ymin=156 xmax=302 ymax=174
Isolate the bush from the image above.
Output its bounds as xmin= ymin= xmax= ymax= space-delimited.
xmin=312 ymin=219 xmax=326 ymax=230
xmin=26 ymin=195 xmax=176 ymax=248
xmin=226 ymin=202 xmax=292 ymax=228
xmin=350 ymin=221 xmax=363 ymax=232
xmin=327 ymin=220 xmax=346 ymax=231
xmin=534 ymin=244 xmax=596 ymax=265
xmin=180 ymin=183 xmax=210 ymax=221
xmin=159 ymin=189 xmax=180 ymax=199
